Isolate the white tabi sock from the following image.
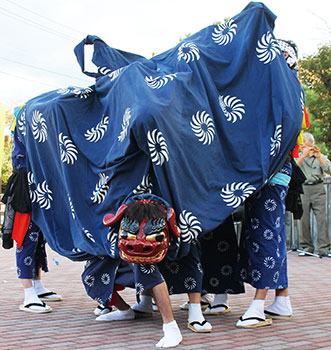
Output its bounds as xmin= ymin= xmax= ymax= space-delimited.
xmin=155 ymin=320 xmax=183 ymax=348
xmin=188 ymin=303 xmax=204 ymax=324
xmin=211 ymin=293 xmax=228 ymax=307
xmin=188 ymin=303 xmax=212 ymax=331
xmin=242 ymin=299 xmax=265 ymax=320
xmin=131 ymin=295 xmax=153 ymax=313
xmin=96 ymin=308 xmax=135 ymax=321
xmin=32 ymin=280 xmax=49 ymax=295
xmin=265 ymin=296 xmax=293 ymax=316
xmin=24 ymin=286 xmax=41 ymax=306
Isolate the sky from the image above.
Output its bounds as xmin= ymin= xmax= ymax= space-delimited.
xmin=0 ymin=0 xmax=330 ymax=112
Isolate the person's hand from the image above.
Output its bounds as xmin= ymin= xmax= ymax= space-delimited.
xmin=312 ymin=145 xmax=321 ymax=159
xmin=301 ymin=146 xmax=313 ymax=157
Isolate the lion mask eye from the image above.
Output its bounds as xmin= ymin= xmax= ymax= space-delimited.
xmin=146 ymin=232 xmax=166 ymax=242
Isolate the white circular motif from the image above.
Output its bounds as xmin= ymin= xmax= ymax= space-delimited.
xmin=178 ymin=210 xmax=202 ymax=243
xmin=101 ymin=273 xmax=111 ymax=285
xmin=270 ymin=125 xmax=282 ymax=156
xmin=31 ymin=110 xmax=47 ymax=143
xmin=263 ymin=229 xmax=274 ymax=240
xmin=29 ymin=231 xmax=39 ymax=242
xmin=36 ymin=181 xmax=53 ymax=210
xmin=217 ymin=240 xmax=229 ymax=252
xmin=147 ymin=129 xmax=169 ymax=166
xmin=135 ymin=282 xmax=144 ymax=294
xmin=240 ymin=268 xmax=247 ymax=280
xmin=145 ymin=74 xmax=177 ymax=89
xmin=264 ymin=256 xmax=276 ymax=269
xmin=190 ymin=111 xmax=215 ymax=145
xmin=177 ymin=42 xmax=200 ymax=63
xmin=209 ymin=277 xmax=219 ymax=287
xmin=184 ymin=277 xmax=197 ymax=290
xmin=59 ymin=133 xmax=78 ymax=165
xmin=251 ymin=218 xmax=260 ymax=229
xmin=72 ymin=87 xmax=93 ymax=99
xmin=221 ymin=265 xmax=232 ymax=276
xmin=256 ymin=31 xmax=281 ymax=64
xmin=251 ymin=269 xmax=262 ymax=282
xmin=91 ymin=173 xmax=109 ymax=204
xmin=85 ymin=115 xmax=109 ymax=143
xmin=221 ymin=182 xmax=256 ymax=208
xmin=273 ymin=271 xmax=280 ymax=283
xmin=275 ymin=217 xmax=281 ymax=228
xmin=165 ymin=261 xmax=180 ymax=274
xmin=219 ymin=95 xmax=245 ymax=123
xmin=84 ymin=275 xmax=95 ymax=287
xmin=27 ymin=172 xmax=38 ymax=203
xmin=139 ymin=264 xmax=156 ymax=274
xmin=264 ymin=198 xmax=277 ymax=211
xmin=24 ymin=256 xmax=32 ymax=266
xmin=252 ymin=242 xmax=260 ymax=253
xmin=280 ymin=189 xmax=287 ymax=201
xmin=212 ymin=19 xmax=237 ymax=46
xmin=18 ymin=110 xmax=26 ymax=136
xmin=133 ymin=174 xmax=153 ymax=194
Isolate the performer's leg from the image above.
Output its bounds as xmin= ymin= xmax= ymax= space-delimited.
xmin=187 ymin=293 xmax=212 ymax=332
xmin=153 ymin=282 xmax=182 ymax=348
xmin=264 ymin=287 xmax=292 ymax=319
xmin=131 ymin=289 xmax=153 ymax=315
xmin=33 ymin=267 xmax=63 ymax=302
xmin=236 ymin=289 xmax=272 ymax=328
xmin=204 ymin=293 xmax=231 ymax=315
xmin=96 ymin=291 xmax=135 ymax=321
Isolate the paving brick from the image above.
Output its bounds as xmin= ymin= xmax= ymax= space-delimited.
xmin=1 ymin=246 xmax=331 ymax=349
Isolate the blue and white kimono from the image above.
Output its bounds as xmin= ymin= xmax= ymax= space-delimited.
xmin=237 ymin=162 xmax=292 ymax=289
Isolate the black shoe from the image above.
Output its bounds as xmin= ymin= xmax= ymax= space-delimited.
xmin=320 ymin=252 xmax=331 ymax=258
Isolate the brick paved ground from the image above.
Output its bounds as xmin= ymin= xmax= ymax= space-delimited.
xmin=1 ymin=246 xmax=331 ymax=350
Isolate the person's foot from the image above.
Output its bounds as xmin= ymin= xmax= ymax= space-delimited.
xmin=94 ymin=304 xmax=112 ymax=316
xmin=320 ymin=252 xmax=331 ymax=258
xmin=264 ymin=296 xmax=293 ymax=319
xmin=96 ymin=308 xmax=135 ymax=321
xmin=20 ymin=301 xmax=52 ymax=313
xmin=156 ymin=320 xmax=182 ymax=348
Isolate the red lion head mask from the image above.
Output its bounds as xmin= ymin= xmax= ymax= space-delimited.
xmin=103 ymin=195 xmax=181 ymax=264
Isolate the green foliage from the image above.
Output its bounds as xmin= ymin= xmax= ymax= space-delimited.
xmin=1 ymin=138 xmax=13 ymax=193
xmin=299 ymin=44 xmax=331 ymax=158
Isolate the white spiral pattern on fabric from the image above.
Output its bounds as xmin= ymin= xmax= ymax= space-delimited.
xmin=68 ymin=194 xmax=75 ymax=219
xmin=118 ymin=108 xmax=131 ymax=142
xmin=36 ymin=181 xmax=53 ymax=210
xmin=91 ymin=173 xmax=109 ymax=204
xmin=108 ymin=232 xmax=118 ymax=257
xmin=177 ymin=42 xmax=200 ymax=63
xmin=31 ymin=110 xmax=47 ymax=143
xmin=59 ymin=133 xmax=78 ymax=164
xmin=133 ymin=174 xmax=153 ymax=194
xmin=147 ymin=129 xmax=169 ymax=166
xmin=219 ymin=95 xmax=245 ymax=123
xmin=84 ymin=228 xmax=96 ymax=243
xmin=184 ymin=277 xmax=197 ymax=290
xmin=145 ymin=73 xmax=177 ymax=89
xmin=190 ymin=111 xmax=215 ymax=145
xmin=212 ymin=19 xmax=237 ymax=46
xmin=270 ymin=125 xmax=282 ymax=156
xmin=220 ymin=182 xmax=256 ymax=208
xmin=256 ymin=31 xmax=281 ymax=64
xmin=18 ymin=110 xmax=26 ymax=136
xmin=85 ymin=115 xmax=109 ymax=142
xmin=179 ymin=210 xmax=202 ymax=243
xmin=27 ymin=172 xmax=38 ymax=203
xmin=72 ymin=87 xmax=94 ymax=99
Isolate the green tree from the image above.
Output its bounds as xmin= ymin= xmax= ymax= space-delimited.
xmin=299 ymin=44 xmax=331 ymax=158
